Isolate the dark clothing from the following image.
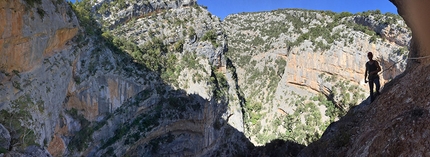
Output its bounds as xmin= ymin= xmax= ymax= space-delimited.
xmin=366 ymin=60 xmax=380 ymax=102
xmin=366 ymin=61 xmax=379 ymax=80
xmin=368 ymin=77 xmax=380 ymax=102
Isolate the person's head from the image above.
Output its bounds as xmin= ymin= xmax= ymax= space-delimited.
xmin=367 ymin=52 xmax=373 ymax=61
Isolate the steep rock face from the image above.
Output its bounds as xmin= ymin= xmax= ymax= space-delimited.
xmin=0 ymin=0 xmax=248 ymax=155
xmin=57 ymin=1 xmax=250 ymax=156
xmin=224 ymin=10 xmax=409 ymax=94
xmin=299 ymin=64 xmax=430 ymax=156
xmin=0 ymin=0 xmax=78 ymax=73
xmin=65 ymin=45 xmax=147 ymax=121
xmin=298 ymin=0 xmax=430 ymax=156
xmin=353 ymin=15 xmax=410 ymax=47
xmin=93 ymin=0 xmax=197 ymax=29
xmin=0 ymin=0 xmax=79 ymax=155
xmin=223 ymin=9 xmax=410 ymax=145
xmin=0 ymin=0 xmax=155 ymax=155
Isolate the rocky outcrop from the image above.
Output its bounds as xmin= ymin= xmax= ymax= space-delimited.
xmin=0 ymin=0 xmax=78 ymax=73
xmin=353 ymin=14 xmax=410 ymax=47
xmin=0 ymin=0 xmax=79 ymax=154
xmin=31 ymin=1 xmax=248 ymax=156
xmin=390 ymin=0 xmax=430 ymax=69
xmin=93 ymin=0 xmax=197 ymax=29
xmin=25 ymin=145 xmax=52 ymax=157
xmin=299 ymin=63 xmax=430 ymax=156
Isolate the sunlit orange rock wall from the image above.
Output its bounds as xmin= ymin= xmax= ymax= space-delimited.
xmin=0 ymin=0 xmax=78 ymax=73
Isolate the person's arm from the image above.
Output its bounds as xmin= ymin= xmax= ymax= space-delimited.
xmin=375 ymin=61 xmax=381 ymax=73
xmin=364 ymin=63 xmax=368 ymax=82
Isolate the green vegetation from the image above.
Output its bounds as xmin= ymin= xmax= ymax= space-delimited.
xmin=289 ymin=25 xmax=336 ymax=51
xmin=12 ymin=70 xmax=20 ymax=78
xmin=0 ymin=95 xmax=40 ymax=150
xmin=282 ymin=100 xmax=323 ymax=145
xmin=71 ymin=0 xmax=102 ymax=36
xmin=241 ymin=71 xmax=366 ymax=145
xmin=275 ymin=57 xmax=286 ymax=77
xmin=23 ymin=0 xmax=42 ymax=7
xmin=173 ymin=39 xmax=184 ymax=52
xmin=224 ymin=9 xmax=398 ymax=145
xmin=394 ymin=46 xmax=409 ymax=56
xmin=97 ymin=87 xmax=202 ymax=152
xmin=188 ymin=26 xmax=196 ymax=39
xmin=244 ymin=100 xmax=263 ymax=126
xmin=272 ymin=78 xmax=363 ymax=146
xmin=319 ymin=75 xmax=365 ymax=119
xmin=36 ymin=7 xmax=46 ymax=19
xmin=103 ymin=30 xmax=180 ymax=83
xmin=100 ymin=123 xmax=130 ymax=149
xmin=97 ymin=2 xmax=110 ymax=14
xmin=12 ymin=81 xmax=22 ymax=91
xmin=79 ymin=2 xmax=223 ymax=87
xmin=211 ymin=68 xmax=229 ymax=101
xmin=65 ymin=1 xmax=404 ymax=152
xmin=67 ymin=5 xmax=220 ymax=152
xmin=0 ymin=147 xmax=8 ymax=154
xmin=182 ymin=51 xmax=199 ymax=69
xmin=135 ymin=37 xmax=168 ymax=71
xmin=167 ymin=97 xmax=188 ymax=112
xmin=67 ymin=108 xmax=93 ymax=151
xmin=226 ymin=9 xmax=406 ymax=59
xmin=201 ymin=30 xmax=219 ymax=47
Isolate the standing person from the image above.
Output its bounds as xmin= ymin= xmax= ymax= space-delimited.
xmin=365 ymin=52 xmax=381 ymax=102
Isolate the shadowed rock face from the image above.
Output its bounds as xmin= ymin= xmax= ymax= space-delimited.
xmin=0 ymin=124 xmax=10 ymax=150
xmin=0 ymin=0 xmax=252 ymax=156
xmin=298 ymin=0 xmax=430 ymax=156
xmin=299 ymin=64 xmax=430 ymax=157
xmin=390 ymin=0 xmax=430 ymax=68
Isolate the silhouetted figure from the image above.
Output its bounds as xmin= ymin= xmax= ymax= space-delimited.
xmin=365 ymin=52 xmax=381 ymax=102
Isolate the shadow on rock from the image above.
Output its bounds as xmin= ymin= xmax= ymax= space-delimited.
xmin=250 ymin=139 xmax=305 ymax=157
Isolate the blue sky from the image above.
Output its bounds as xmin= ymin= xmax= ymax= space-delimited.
xmin=68 ymin=0 xmax=398 ymax=20
xmin=198 ymin=0 xmax=398 ymax=19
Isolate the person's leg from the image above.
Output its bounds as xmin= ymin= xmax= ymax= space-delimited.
xmin=369 ymin=80 xmax=374 ymax=102
xmin=374 ymin=78 xmax=381 ymax=95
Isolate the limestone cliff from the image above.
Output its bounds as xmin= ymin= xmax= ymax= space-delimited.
xmin=0 ymin=0 xmax=79 ymax=155
xmin=298 ymin=0 xmax=430 ymax=156
xmin=61 ymin=0 xmax=252 ymax=155
xmin=223 ymin=9 xmax=410 ymax=145
xmin=0 ymin=0 xmax=78 ymax=73
xmin=1 ymin=0 xmax=249 ymax=156
xmin=0 ymin=0 xmax=421 ymax=156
